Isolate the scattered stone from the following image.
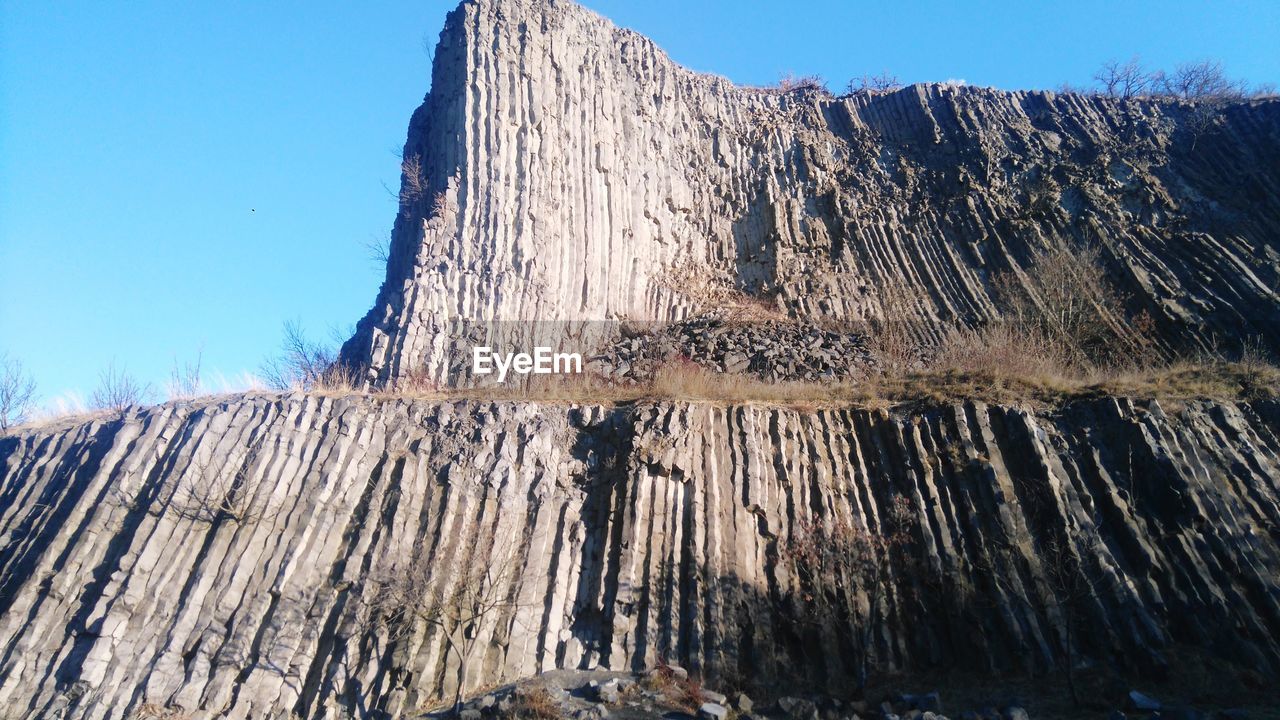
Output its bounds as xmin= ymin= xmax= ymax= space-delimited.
xmin=591 ymin=679 xmax=622 ymax=704
xmin=700 ymin=689 xmax=728 ymax=705
xmin=734 ymin=692 xmax=754 ymax=713
xmin=699 ymin=702 xmax=730 ymax=720
xmin=460 ymin=710 xmax=482 ymax=720
xmin=1003 ymin=708 xmax=1029 ymax=720
xmin=477 ymin=694 xmax=497 ymax=710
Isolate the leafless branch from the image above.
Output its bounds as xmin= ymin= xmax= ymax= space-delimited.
xmin=90 ymin=360 xmax=150 ymax=413
xmin=0 ymin=353 xmax=37 ymax=431
xmin=168 ymin=349 xmax=203 ymax=400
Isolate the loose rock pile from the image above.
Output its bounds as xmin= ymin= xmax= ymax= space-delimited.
xmin=447 ymin=670 xmax=1255 ymax=720
xmin=442 ymin=668 xmax=1041 ymax=720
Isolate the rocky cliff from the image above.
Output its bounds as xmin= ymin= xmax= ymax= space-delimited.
xmin=2 ymin=395 xmax=1279 ymax=718
xmin=340 ymin=0 xmax=1280 ymax=385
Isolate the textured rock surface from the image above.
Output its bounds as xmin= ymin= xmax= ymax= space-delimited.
xmin=587 ymin=314 xmax=876 ymax=383
xmin=2 ymin=394 xmax=1279 ymax=718
xmin=340 ymin=0 xmax=1280 ymax=385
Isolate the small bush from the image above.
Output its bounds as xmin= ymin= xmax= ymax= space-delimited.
xmin=931 ymin=323 xmax=1065 ymax=378
xmin=167 ymin=351 xmax=203 ymax=400
xmin=846 ymin=71 xmax=902 ymax=94
xmin=777 ymin=72 xmax=829 ymax=94
xmin=90 ymin=360 xmax=150 ymax=412
xmin=260 ymin=321 xmax=355 ymax=392
xmin=0 ymin=353 xmax=37 ymax=430
xmin=994 ymin=243 xmax=1154 ymax=370
xmin=502 ymin=687 xmax=561 ymax=720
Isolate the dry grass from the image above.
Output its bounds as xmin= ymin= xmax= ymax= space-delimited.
xmin=341 ymin=356 xmax=1279 ymax=412
xmin=640 ymin=662 xmax=705 ymax=714
xmin=499 ymin=687 xmax=562 ymax=720
xmin=130 ymin=705 xmax=189 ymax=720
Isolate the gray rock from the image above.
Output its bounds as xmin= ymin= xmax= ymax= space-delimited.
xmin=700 ymin=702 xmax=730 ymax=720
xmin=1003 ymin=708 xmax=1029 ymax=720
xmin=700 ymin=689 xmax=728 ymax=705
xmin=735 ymin=693 xmax=754 ymax=713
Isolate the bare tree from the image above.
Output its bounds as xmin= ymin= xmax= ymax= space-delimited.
xmin=782 ymin=495 xmax=916 ymax=693
xmin=777 ymin=72 xmax=829 ymax=93
xmin=399 ymin=154 xmax=429 ymax=209
xmin=171 ymin=442 xmax=272 ymax=525
xmin=363 ymin=232 xmax=392 ymax=267
xmin=1152 ymin=60 xmax=1248 ymax=148
xmin=846 ymin=71 xmax=902 ymax=94
xmin=90 ymin=360 xmax=150 ymax=412
xmin=994 ymin=243 xmax=1153 ymax=369
xmin=1094 ymin=56 xmax=1152 ymax=99
xmin=259 ymin=321 xmax=343 ymax=391
xmin=167 ymin=349 xmax=203 ymax=400
xmin=365 ymin=529 xmax=529 ymax=716
xmin=0 ymin=353 xmax=37 ymax=430
xmin=1158 ymin=60 xmax=1245 ymax=101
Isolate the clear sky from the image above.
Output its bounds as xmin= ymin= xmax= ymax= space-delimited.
xmin=3 ymin=0 xmax=1278 ymax=411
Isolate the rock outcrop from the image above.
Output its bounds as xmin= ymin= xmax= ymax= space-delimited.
xmin=340 ymin=0 xmax=1280 ymax=385
xmin=2 ymin=394 xmax=1279 ymax=718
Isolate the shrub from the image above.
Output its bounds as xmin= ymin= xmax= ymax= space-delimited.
xmin=0 ymin=353 xmax=37 ymax=430
xmin=259 ymin=321 xmax=355 ymax=392
xmin=931 ymin=323 xmax=1066 ymax=378
xmin=502 ymin=687 xmax=561 ymax=720
xmin=1093 ymin=56 xmax=1152 ymax=99
xmin=777 ymin=72 xmax=829 ymax=94
xmin=782 ymin=495 xmax=917 ymax=692
xmin=993 ymin=243 xmax=1154 ymax=370
xmin=167 ymin=351 xmax=203 ymax=400
xmin=90 ymin=360 xmax=150 ymax=412
xmin=846 ymin=71 xmax=902 ymax=94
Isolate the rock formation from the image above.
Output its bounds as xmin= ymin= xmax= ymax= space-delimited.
xmin=3 ymin=395 xmax=1279 ymax=718
xmin=340 ymin=0 xmax=1280 ymax=385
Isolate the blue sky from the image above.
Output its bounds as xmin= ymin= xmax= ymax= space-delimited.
xmin=3 ymin=0 xmax=1278 ymax=410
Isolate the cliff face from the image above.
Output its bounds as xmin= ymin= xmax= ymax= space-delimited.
xmin=2 ymin=395 xmax=1279 ymax=718
xmin=340 ymin=0 xmax=1280 ymax=385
